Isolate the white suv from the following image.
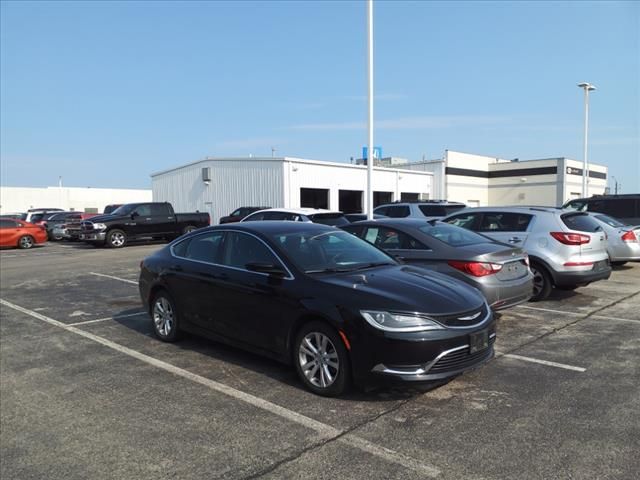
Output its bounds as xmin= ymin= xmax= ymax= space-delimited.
xmin=373 ymin=201 xmax=466 ymax=219
xmin=443 ymin=207 xmax=611 ymax=301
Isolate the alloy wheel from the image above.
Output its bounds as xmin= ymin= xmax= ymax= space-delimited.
xmin=153 ymin=297 xmax=174 ymax=337
xmin=298 ymin=332 xmax=339 ymax=388
xmin=531 ymin=267 xmax=544 ymax=297
xmin=19 ymin=236 xmax=34 ymax=249
xmin=110 ymin=232 xmax=125 ymax=247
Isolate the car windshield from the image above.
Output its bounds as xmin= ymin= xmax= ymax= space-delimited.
xmin=309 ymin=213 xmax=350 ymax=226
xmin=110 ymin=204 xmax=137 ymax=216
xmin=594 ymin=214 xmax=627 ymax=228
xmin=419 ymin=223 xmax=490 ymax=247
xmin=270 ymin=230 xmax=396 ymax=274
xmin=563 ymin=200 xmax=587 ymax=211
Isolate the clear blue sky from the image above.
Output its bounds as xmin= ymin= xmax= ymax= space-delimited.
xmin=1 ymin=0 xmax=638 ymax=191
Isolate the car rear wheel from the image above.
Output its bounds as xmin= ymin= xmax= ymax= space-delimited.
xmin=530 ymin=263 xmax=552 ymax=301
xmin=106 ymin=229 xmax=126 ymax=248
xmin=294 ymin=321 xmax=350 ymax=397
xmin=151 ymin=291 xmax=180 ymax=342
xmin=18 ymin=235 xmax=35 ymax=249
xmin=611 ymin=261 xmax=627 ymax=267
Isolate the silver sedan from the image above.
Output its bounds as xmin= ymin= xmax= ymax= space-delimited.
xmin=589 ymin=213 xmax=640 ymax=266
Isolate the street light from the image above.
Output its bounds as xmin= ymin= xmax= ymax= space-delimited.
xmin=577 ymin=82 xmax=596 ymax=197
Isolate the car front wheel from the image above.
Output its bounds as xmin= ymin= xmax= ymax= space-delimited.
xmin=106 ymin=229 xmax=127 ymax=248
xmin=294 ymin=321 xmax=350 ymax=397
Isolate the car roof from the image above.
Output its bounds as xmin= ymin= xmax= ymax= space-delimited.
xmin=447 ymin=206 xmax=562 ymax=215
xmin=202 ymin=220 xmax=337 ymax=236
xmin=346 ymin=218 xmax=433 ymax=228
xmin=251 ymin=208 xmax=343 ymax=216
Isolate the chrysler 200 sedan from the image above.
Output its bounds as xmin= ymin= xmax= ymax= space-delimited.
xmin=139 ymin=222 xmax=496 ymax=396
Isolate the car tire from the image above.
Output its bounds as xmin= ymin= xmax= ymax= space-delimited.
xmin=530 ymin=263 xmax=552 ymax=301
xmin=151 ymin=290 xmax=180 ymax=342
xmin=611 ymin=261 xmax=627 ymax=267
xmin=182 ymin=225 xmax=197 ymax=235
xmin=17 ymin=235 xmax=35 ymax=249
xmin=106 ymin=229 xmax=127 ymax=248
xmin=294 ymin=321 xmax=350 ymax=397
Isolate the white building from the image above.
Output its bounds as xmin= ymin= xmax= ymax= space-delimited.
xmin=404 ymin=150 xmax=607 ymax=207
xmin=0 ymin=186 xmax=152 ymax=214
xmin=151 ymin=157 xmax=433 ymax=223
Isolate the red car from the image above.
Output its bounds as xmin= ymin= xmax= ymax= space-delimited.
xmin=0 ymin=218 xmax=48 ymax=249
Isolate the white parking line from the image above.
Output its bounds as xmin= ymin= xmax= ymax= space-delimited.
xmin=89 ymin=272 xmax=138 ymax=285
xmin=67 ymin=311 xmax=147 ymax=326
xmin=501 ymin=353 xmax=586 ymax=372
xmin=0 ymin=298 xmax=441 ymax=478
xmin=516 ymin=305 xmax=583 ymax=316
xmin=517 ymin=304 xmax=640 ymax=324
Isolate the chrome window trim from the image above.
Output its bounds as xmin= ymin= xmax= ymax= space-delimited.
xmin=169 ymin=229 xmax=295 ymax=280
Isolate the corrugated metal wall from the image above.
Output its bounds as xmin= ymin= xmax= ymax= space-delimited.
xmin=152 ymin=159 xmax=284 ymax=223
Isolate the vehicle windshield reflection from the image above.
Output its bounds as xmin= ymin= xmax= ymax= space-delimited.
xmin=271 ymin=230 xmax=396 ymax=274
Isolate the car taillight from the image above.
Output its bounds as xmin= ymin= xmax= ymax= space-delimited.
xmin=448 ymin=260 xmax=502 ymax=277
xmin=550 ymin=231 xmax=590 ymax=245
xmin=621 ymin=230 xmax=637 ymax=243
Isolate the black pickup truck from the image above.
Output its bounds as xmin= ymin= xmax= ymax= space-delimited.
xmin=79 ymin=202 xmax=210 ymax=248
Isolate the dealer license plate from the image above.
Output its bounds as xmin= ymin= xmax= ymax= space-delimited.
xmin=469 ymin=329 xmax=489 ymax=354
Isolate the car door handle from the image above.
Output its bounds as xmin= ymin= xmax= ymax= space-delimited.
xmin=508 ymin=237 xmax=522 ymax=243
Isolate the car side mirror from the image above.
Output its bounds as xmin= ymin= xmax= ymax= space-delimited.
xmin=245 ymin=262 xmax=287 ymax=277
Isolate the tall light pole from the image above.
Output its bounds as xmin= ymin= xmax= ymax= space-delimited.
xmin=366 ymin=0 xmax=374 ymax=219
xmin=577 ymin=82 xmax=596 ymax=197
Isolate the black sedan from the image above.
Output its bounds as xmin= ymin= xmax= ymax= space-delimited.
xmin=342 ymin=219 xmax=533 ymax=310
xmin=139 ymin=222 xmax=496 ymax=396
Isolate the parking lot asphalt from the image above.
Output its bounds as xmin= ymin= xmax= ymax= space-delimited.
xmin=1 ymin=241 xmax=639 ymax=479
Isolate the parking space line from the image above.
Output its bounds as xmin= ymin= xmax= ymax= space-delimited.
xmin=592 ymin=314 xmax=640 ymax=324
xmin=89 ymin=272 xmax=138 ymax=285
xmin=516 ymin=305 xmax=583 ymax=316
xmin=501 ymin=353 xmax=586 ymax=372
xmin=0 ymin=298 xmax=441 ymax=478
xmin=67 ymin=311 xmax=147 ymax=326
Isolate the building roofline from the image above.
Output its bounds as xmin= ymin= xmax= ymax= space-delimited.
xmin=150 ymin=156 xmax=434 ymax=177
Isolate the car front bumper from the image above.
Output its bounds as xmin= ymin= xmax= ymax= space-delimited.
xmin=347 ymin=313 xmax=497 ymax=385
xmin=79 ymin=232 xmax=106 ymax=241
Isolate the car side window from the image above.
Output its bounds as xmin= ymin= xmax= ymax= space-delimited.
xmin=384 ymin=206 xmax=410 ymax=218
xmin=0 ymin=219 xmax=17 ymax=228
xmin=173 ymin=232 xmax=224 ymax=263
xmin=445 ymin=213 xmax=480 ymax=230
xmin=363 ymin=227 xmax=426 ymax=250
xmin=231 ymin=208 xmax=243 ymax=217
xmin=478 ymin=213 xmax=532 ymax=232
xmin=221 ymin=232 xmax=281 ymax=270
xmin=134 ymin=204 xmax=151 ymax=216
xmin=374 ymin=206 xmax=388 ymax=216
xmin=245 ymin=212 xmax=264 ymax=221
xmin=150 ymin=204 xmax=172 ymax=216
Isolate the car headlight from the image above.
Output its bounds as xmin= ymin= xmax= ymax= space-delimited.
xmin=93 ymin=223 xmax=107 ymax=230
xmin=360 ymin=310 xmax=444 ymax=332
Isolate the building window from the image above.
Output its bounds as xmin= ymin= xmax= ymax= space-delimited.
xmin=373 ymin=191 xmax=393 ymax=207
xmin=338 ymin=190 xmax=363 ymax=213
xmin=400 ymin=192 xmax=420 ymax=202
xmin=300 ymin=188 xmax=329 ymax=209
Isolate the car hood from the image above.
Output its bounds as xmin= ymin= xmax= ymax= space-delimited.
xmin=318 ymin=264 xmax=484 ymax=314
xmin=82 ymin=214 xmax=121 ymax=223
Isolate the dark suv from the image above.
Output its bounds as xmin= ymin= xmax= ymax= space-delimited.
xmin=563 ymin=194 xmax=640 ymax=225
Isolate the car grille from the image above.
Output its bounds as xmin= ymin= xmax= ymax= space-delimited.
xmin=80 ymin=221 xmax=94 ymax=231
xmin=428 ymin=335 xmax=496 ymax=374
xmin=430 ymin=303 xmax=489 ymax=328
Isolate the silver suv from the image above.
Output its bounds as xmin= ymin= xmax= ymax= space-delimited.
xmin=443 ymin=207 xmax=611 ymax=301
xmin=373 ymin=201 xmax=466 ymax=219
